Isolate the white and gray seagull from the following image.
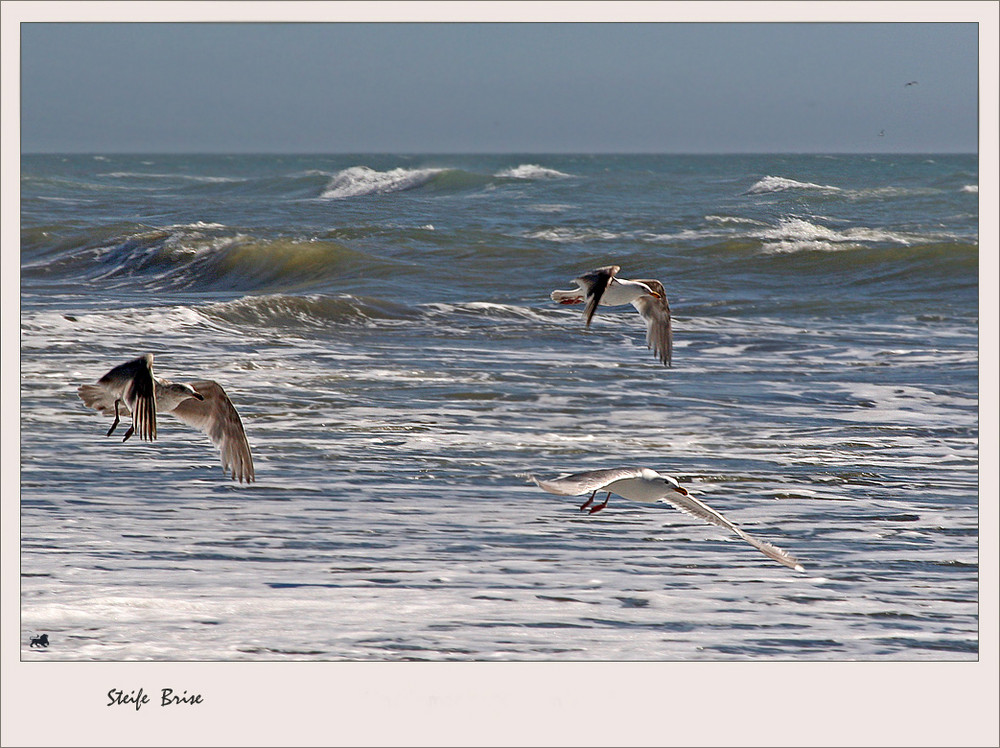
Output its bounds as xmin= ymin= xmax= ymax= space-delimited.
xmin=526 ymin=467 xmax=804 ymax=571
xmin=550 ymin=264 xmax=673 ymax=366
xmin=78 ymin=353 xmax=255 ymax=483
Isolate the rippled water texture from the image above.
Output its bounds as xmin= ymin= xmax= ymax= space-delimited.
xmin=20 ymin=154 xmax=979 ymax=660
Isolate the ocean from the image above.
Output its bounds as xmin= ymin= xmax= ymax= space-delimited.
xmin=19 ymin=153 xmax=979 ymax=661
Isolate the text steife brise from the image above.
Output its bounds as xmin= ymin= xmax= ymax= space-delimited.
xmin=107 ymin=688 xmax=204 ymax=711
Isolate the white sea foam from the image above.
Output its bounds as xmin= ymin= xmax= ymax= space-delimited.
xmin=746 ymin=175 xmax=841 ymax=195
xmin=495 ymin=164 xmax=573 ymax=180
xmin=640 ymin=228 xmax=729 ymax=242
xmin=755 ymin=218 xmax=923 ymax=253
xmin=320 ymin=166 xmax=445 ymax=198
xmin=961 ymin=185 xmax=978 ymax=193
xmin=165 ymin=221 xmax=229 ymax=231
xmin=21 ymin=305 xmax=209 ymax=346
xmin=529 ymin=204 xmax=575 ymax=213
xmin=422 ymin=301 xmax=555 ymax=323
xmin=526 ymin=227 xmax=620 ymax=243
xmin=99 ymin=172 xmax=245 ymax=183
xmin=705 ymin=215 xmax=768 ymax=226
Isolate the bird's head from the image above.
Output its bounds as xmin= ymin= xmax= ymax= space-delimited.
xmin=641 ymin=468 xmax=688 ymax=495
xmin=663 ymin=475 xmax=688 ymax=496
xmin=166 ymin=382 xmax=204 ymax=402
xmin=635 ymin=279 xmax=666 ymax=300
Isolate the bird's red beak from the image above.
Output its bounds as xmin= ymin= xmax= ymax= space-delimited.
xmin=674 ymin=485 xmax=688 ymax=496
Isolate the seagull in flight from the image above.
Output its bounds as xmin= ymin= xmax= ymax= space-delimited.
xmin=526 ymin=467 xmax=804 ymax=571
xmin=904 ymin=80 xmax=918 ymax=86
xmin=78 ymin=353 xmax=255 ymax=483
xmin=550 ymin=265 xmax=673 ymax=366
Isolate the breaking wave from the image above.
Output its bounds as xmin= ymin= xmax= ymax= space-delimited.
xmin=21 ymin=222 xmax=400 ymax=293
xmin=319 ymin=163 xmax=574 ymax=198
xmin=494 ymin=164 xmax=573 ymax=179
xmin=746 ymin=176 xmax=842 ymax=195
xmin=320 ymin=166 xmax=449 ymax=198
xmin=754 ymin=218 xmax=929 ymax=253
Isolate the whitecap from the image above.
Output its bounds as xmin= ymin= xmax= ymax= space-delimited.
xmin=745 ymin=175 xmax=841 ymax=195
xmin=320 ymin=166 xmax=445 ymax=198
xmin=495 ymin=164 xmax=573 ymax=179
xmin=755 ymin=218 xmax=924 ymax=253
xmin=640 ymin=228 xmax=729 ymax=243
xmin=165 ymin=221 xmax=229 ymax=231
xmin=529 ymin=204 xmax=575 ymax=214
xmin=526 ymin=227 xmax=620 ymax=243
xmin=704 ymin=215 xmax=768 ymax=226
xmin=961 ymin=185 xmax=978 ymax=193
xmin=422 ymin=301 xmax=555 ymax=323
xmin=99 ymin=171 xmax=246 ymax=183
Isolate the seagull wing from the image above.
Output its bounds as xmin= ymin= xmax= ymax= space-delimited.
xmin=631 ymin=285 xmax=672 ymax=367
xmin=659 ymin=491 xmax=804 ymax=571
xmin=529 ymin=467 xmax=643 ymax=496
xmin=79 ymin=354 xmax=157 ymax=440
xmin=169 ymin=380 xmax=255 ymax=483
xmin=576 ymin=265 xmax=620 ymax=327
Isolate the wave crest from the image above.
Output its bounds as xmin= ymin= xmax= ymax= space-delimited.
xmin=320 ymin=166 xmax=447 ymax=198
xmin=202 ymin=293 xmax=420 ymax=329
xmin=756 ymin=218 xmax=944 ymax=254
xmin=495 ymin=164 xmax=573 ymax=180
xmin=526 ymin=227 xmax=620 ymax=243
xmin=28 ymin=223 xmax=399 ymax=293
xmin=746 ymin=176 xmax=841 ymax=195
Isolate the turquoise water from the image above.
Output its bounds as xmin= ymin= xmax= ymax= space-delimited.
xmin=20 ymin=153 xmax=979 ymax=660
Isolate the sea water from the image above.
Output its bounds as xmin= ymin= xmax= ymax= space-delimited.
xmin=19 ymin=153 xmax=979 ymax=660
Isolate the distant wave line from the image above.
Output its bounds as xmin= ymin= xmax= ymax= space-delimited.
xmin=99 ymin=171 xmax=248 ymax=183
xmin=320 ymin=163 xmax=575 ymax=198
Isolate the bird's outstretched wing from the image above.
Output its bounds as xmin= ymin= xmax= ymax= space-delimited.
xmin=527 ymin=467 xmax=643 ymax=496
xmin=631 ymin=280 xmax=672 ymax=367
xmin=659 ymin=491 xmax=804 ymax=571
xmin=170 ymin=380 xmax=255 ymax=483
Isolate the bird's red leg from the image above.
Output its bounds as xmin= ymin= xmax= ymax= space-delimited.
xmin=559 ymin=296 xmax=584 ymax=305
xmin=589 ymin=492 xmax=612 ymax=514
xmin=579 ymin=491 xmax=597 ymax=511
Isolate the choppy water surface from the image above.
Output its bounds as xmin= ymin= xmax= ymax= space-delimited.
xmin=20 ymin=153 xmax=979 ymax=660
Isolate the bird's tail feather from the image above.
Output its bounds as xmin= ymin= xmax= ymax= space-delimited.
xmin=550 ymin=289 xmax=584 ymax=304
xmin=77 ymin=384 xmax=117 ymax=415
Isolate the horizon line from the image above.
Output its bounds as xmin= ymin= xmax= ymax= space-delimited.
xmin=20 ymin=149 xmax=980 ymax=157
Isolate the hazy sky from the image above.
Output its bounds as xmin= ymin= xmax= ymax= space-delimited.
xmin=19 ymin=21 xmax=980 ymax=153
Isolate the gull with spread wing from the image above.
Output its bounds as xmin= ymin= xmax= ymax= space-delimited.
xmin=550 ymin=265 xmax=673 ymax=366
xmin=78 ymin=353 xmax=255 ymax=483
xmin=526 ymin=467 xmax=804 ymax=571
